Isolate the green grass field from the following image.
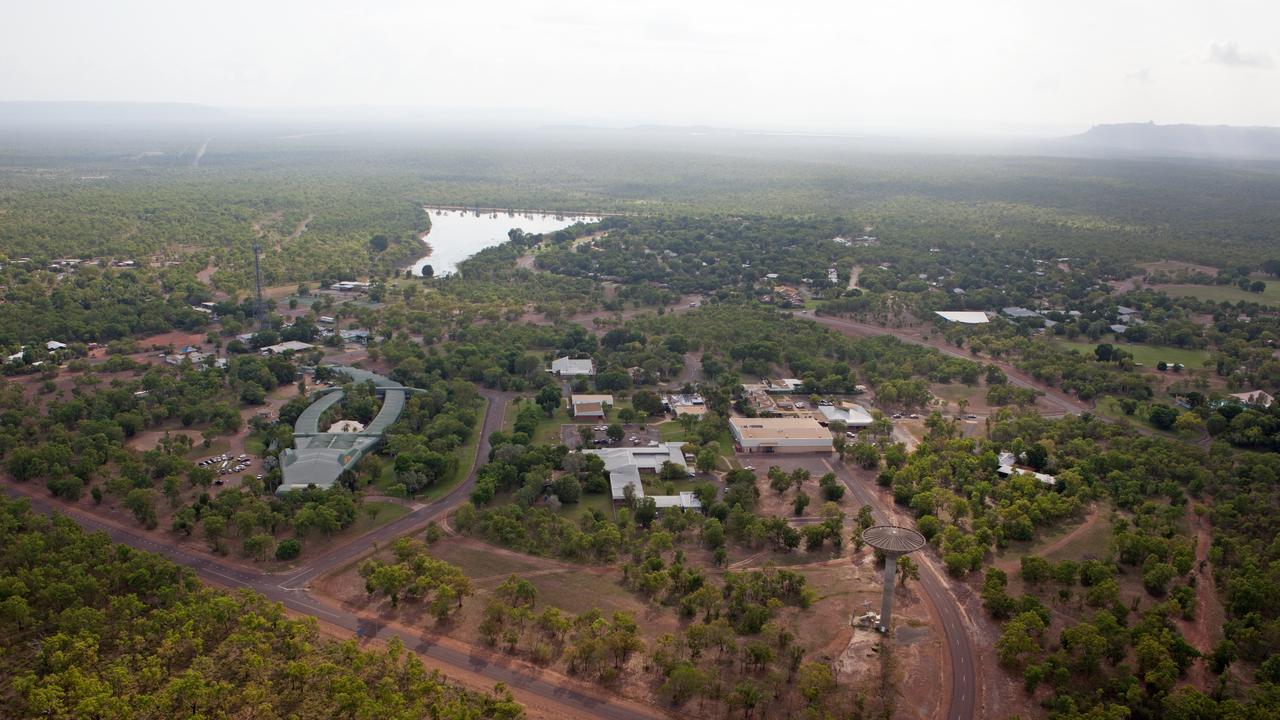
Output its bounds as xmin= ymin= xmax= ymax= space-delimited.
xmin=373 ymin=405 xmax=486 ymax=501
xmin=1155 ymin=282 xmax=1280 ymax=306
xmin=1094 ymin=396 xmax=1182 ymax=437
xmin=1053 ymin=339 xmax=1211 ymax=369
xmin=349 ymin=501 xmax=410 ymax=534
xmin=657 ymin=421 xmax=687 ymax=441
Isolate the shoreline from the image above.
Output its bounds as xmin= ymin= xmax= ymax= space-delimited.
xmin=404 ymin=206 xmax=609 ymax=277
xmin=422 ymin=204 xmax=623 ymax=218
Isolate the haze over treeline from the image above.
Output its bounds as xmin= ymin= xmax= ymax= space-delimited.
xmin=4 ymin=101 xmax=1280 ymax=161
xmin=3 ymin=1 xmax=1280 ymax=136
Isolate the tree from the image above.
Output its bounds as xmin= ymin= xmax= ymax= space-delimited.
xmin=768 ymin=466 xmax=792 ymax=496
xmin=887 ymin=551 xmax=916 ymax=585
xmin=276 ymin=538 xmax=302 ymax=560
xmin=797 ymin=662 xmax=836 ymax=706
xmin=1148 ymin=404 xmax=1180 ymax=430
xmin=636 ymin=497 xmax=658 ymax=528
xmin=792 ymin=491 xmax=810 ymax=516
xmin=202 ymin=515 xmax=227 ymax=553
xmin=730 ymin=681 xmax=762 ymax=718
xmin=243 ymin=533 xmax=275 ymax=561
xmin=578 ymin=425 xmax=594 ymax=447
xmin=607 ymin=423 xmax=624 ymax=443
xmin=661 ymin=663 xmax=708 ymax=705
xmin=551 ymin=475 xmax=581 ymax=504
xmin=996 ymin=611 xmax=1045 ymax=666
xmin=536 ymin=385 xmax=562 ymax=416
xmin=631 ymin=390 xmax=663 ymax=416
xmin=1173 ymin=411 xmax=1204 ymax=437
xmin=124 ymin=488 xmax=158 ymax=529
xmin=496 ymin=575 xmax=538 ymax=607
xmin=695 ymin=447 xmax=717 ymax=474
xmin=1020 ymin=555 xmax=1052 ymax=585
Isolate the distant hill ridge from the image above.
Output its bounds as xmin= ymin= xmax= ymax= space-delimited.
xmin=1064 ymin=122 xmax=1280 ymax=159
xmin=0 ymin=101 xmax=225 ymax=125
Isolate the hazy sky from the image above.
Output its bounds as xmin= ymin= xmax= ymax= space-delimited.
xmin=2 ymin=0 xmax=1277 ymax=134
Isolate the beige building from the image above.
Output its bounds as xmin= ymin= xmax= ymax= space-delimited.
xmin=729 ymin=416 xmax=833 ymax=454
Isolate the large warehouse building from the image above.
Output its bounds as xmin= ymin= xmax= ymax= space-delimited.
xmin=729 ymin=416 xmax=834 ymax=454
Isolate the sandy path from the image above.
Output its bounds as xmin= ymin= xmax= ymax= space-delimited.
xmin=1178 ymin=506 xmax=1224 ymax=690
xmin=288 ymin=214 xmax=313 ymax=240
xmin=848 ymin=264 xmax=862 ymax=290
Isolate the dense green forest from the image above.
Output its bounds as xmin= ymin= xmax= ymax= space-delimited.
xmin=3 ymin=128 xmax=1280 ymax=288
xmin=0 ymin=497 xmax=522 ymax=719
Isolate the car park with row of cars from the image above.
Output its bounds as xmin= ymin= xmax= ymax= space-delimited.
xmin=197 ymin=454 xmax=263 ymax=485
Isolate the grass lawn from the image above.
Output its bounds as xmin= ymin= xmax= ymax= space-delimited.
xmin=1043 ymin=512 xmax=1114 ymax=563
xmin=558 ymin=491 xmax=614 ymax=522
xmin=525 ymin=570 xmax=641 ymax=616
xmin=186 ymin=437 xmax=230 ymax=461
xmin=1094 ymin=396 xmax=1183 ymax=437
xmin=489 ymin=488 xmax=615 ymax=523
xmin=534 ymin=407 xmax=571 ymax=445
xmin=642 ymin=475 xmax=705 ymax=496
xmin=244 ymin=436 xmax=266 ymax=456
xmin=373 ymin=405 xmax=486 ymax=501
xmin=350 ymin=501 xmax=410 ymax=534
xmin=435 ymin=409 xmax=487 ymax=501
xmin=657 ymin=421 xmax=688 ymax=442
xmin=1053 ymin=339 xmax=1211 ymax=370
xmin=429 ymin=541 xmax=548 ymax=578
xmin=1156 ymin=282 xmax=1280 ymax=306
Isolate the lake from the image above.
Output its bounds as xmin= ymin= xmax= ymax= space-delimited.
xmin=409 ymin=207 xmax=601 ymax=277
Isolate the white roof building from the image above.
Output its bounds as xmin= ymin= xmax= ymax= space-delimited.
xmin=817 ymin=402 xmax=875 ymax=427
xmin=261 ymin=340 xmax=315 ymax=355
xmin=550 ymin=357 xmax=595 ymax=376
xmin=46 ymin=341 xmax=67 ymax=351
xmin=1230 ymin=390 xmax=1275 ymax=408
xmin=584 ymin=443 xmax=689 ymax=500
xmin=651 ymin=492 xmax=703 ymax=510
xmin=996 ymin=451 xmax=1056 ymax=486
xmin=935 ymin=311 xmax=990 ymax=324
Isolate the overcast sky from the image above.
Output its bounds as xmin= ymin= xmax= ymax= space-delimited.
xmin=2 ymin=0 xmax=1277 ymax=135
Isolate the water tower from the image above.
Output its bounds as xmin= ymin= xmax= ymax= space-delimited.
xmin=862 ymin=525 xmax=926 ymax=633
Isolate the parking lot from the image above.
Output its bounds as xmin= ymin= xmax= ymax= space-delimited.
xmin=560 ymin=422 xmax=663 ymax=450
xmin=196 ymin=452 xmax=265 ymax=488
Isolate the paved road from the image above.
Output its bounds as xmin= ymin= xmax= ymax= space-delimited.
xmin=823 ymin=457 xmax=978 ymax=720
xmin=9 ymin=388 xmax=662 ymax=720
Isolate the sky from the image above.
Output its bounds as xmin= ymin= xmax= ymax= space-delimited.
xmin=1 ymin=0 xmax=1278 ymax=135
